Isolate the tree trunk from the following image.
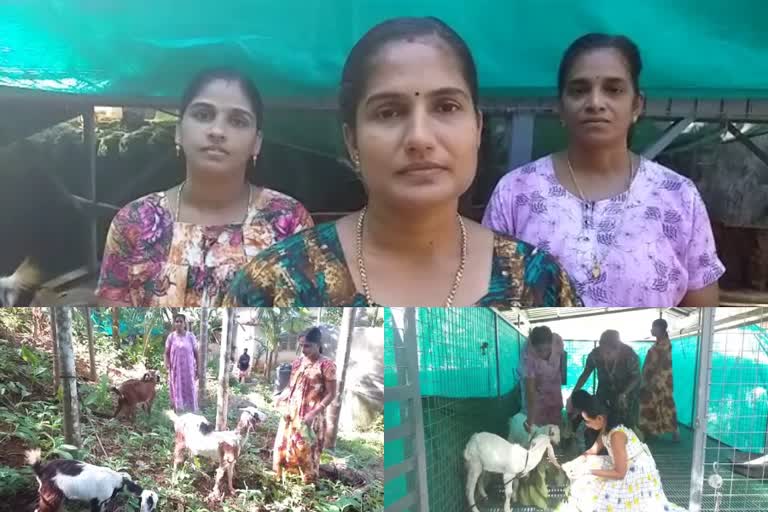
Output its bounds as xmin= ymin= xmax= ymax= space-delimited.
xmin=326 ymin=307 xmax=357 ymax=450
xmin=49 ymin=308 xmax=60 ymax=392
xmin=32 ymin=308 xmax=46 ymax=339
xmin=55 ymin=307 xmax=81 ymax=447
xmin=216 ymin=308 xmax=236 ymax=430
xmin=85 ymin=307 xmax=97 ymax=381
xmin=198 ymin=307 xmax=209 ymax=408
xmin=111 ymin=307 xmax=120 ymax=349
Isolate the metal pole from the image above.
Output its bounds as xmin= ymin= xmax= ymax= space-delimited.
xmin=494 ymin=313 xmax=501 ymax=398
xmin=506 ymin=112 xmax=535 ymax=170
xmin=402 ymin=307 xmax=430 ymax=512
xmin=82 ymin=107 xmax=98 ymax=274
xmin=689 ymin=307 xmax=715 ymax=512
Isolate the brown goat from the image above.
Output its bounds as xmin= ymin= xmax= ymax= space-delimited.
xmin=111 ymin=371 xmax=160 ymax=421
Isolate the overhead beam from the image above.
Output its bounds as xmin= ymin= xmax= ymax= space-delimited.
xmin=642 ymin=116 xmax=695 ymax=159
xmin=726 ymin=122 xmax=768 ymax=169
xmin=2 ymin=86 xmax=768 ymax=122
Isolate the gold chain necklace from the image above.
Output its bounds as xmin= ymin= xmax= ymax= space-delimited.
xmin=566 ymin=153 xmax=636 ymax=279
xmin=355 ymin=206 xmax=467 ymax=306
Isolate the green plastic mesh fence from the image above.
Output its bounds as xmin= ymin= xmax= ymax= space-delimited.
xmin=384 ymin=309 xmax=768 ymax=512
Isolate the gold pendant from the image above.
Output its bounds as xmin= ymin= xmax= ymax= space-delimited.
xmin=592 ymin=262 xmax=601 ymax=279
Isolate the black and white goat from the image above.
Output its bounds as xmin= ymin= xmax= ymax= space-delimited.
xmin=26 ymin=448 xmax=158 ymax=512
xmin=464 ymin=432 xmax=559 ymax=512
xmin=165 ymin=406 xmax=266 ymax=498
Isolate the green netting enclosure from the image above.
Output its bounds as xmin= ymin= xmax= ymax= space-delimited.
xmin=2 ymin=1 xmax=768 ymax=152
xmin=384 ymin=307 xmax=768 ymax=512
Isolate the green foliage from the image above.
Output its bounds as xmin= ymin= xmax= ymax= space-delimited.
xmin=82 ymin=375 xmax=114 ymax=412
xmin=0 ymin=310 xmax=383 ymax=511
xmin=0 ymin=465 xmax=32 ymax=497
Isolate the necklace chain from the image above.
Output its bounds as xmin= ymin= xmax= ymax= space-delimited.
xmin=355 ymin=206 xmax=467 ymax=307
xmin=566 ymin=153 xmax=637 ymax=279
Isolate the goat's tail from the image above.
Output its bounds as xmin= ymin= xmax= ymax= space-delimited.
xmin=25 ymin=448 xmax=44 ymax=476
xmin=463 ymin=434 xmax=476 ymax=463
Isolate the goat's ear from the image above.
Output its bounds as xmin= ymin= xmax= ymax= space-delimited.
xmin=124 ymin=478 xmax=142 ymax=495
xmin=142 ymin=373 xmax=152 ymax=382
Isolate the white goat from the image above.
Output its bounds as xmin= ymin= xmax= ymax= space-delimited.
xmin=464 ymin=432 xmax=559 ymax=512
xmin=507 ymin=412 xmax=561 ymax=448
xmin=166 ymin=406 xmax=266 ymax=498
xmin=26 ymin=448 xmax=158 ymax=512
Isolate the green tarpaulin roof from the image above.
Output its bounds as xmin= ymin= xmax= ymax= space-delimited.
xmin=1 ymin=1 xmax=767 ymax=104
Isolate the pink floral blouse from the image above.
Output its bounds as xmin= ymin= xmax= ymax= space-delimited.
xmin=96 ymin=187 xmax=313 ymax=306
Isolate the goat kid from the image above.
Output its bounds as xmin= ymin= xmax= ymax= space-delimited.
xmin=464 ymin=432 xmax=559 ymax=512
xmin=26 ymin=448 xmax=158 ymax=512
xmin=166 ymin=406 xmax=266 ymax=498
xmin=112 ymin=371 xmax=161 ymax=421
xmin=507 ymin=412 xmax=561 ymax=448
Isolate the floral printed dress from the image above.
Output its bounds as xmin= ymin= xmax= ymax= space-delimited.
xmin=273 ymin=355 xmax=336 ymax=483
xmin=558 ymin=426 xmax=687 ymax=512
xmin=638 ymin=337 xmax=679 ymax=436
xmin=96 ymin=186 xmax=313 ymax=306
xmin=223 ymin=221 xmax=582 ymax=307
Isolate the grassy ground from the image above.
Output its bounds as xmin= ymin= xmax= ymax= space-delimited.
xmin=0 ymin=339 xmax=383 ymax=511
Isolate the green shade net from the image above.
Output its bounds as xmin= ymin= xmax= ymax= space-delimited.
xmin=2 ymin=1 xmax=767 ymax=101
xmin=4 ymin=2 xmax=766 ymax=160
xmin=385 ymin=310 xmax=768 ymax=511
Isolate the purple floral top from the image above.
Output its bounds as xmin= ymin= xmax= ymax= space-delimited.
xmin=482 ymin=155 xmax=725 ymax=306
xmin=96 ymin=187 xmax=313 ymax=306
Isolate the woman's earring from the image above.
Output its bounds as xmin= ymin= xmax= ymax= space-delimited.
xmin=176 ymin=144 xmax=181 ymax=157
xmin=352 ymin=153 xmax=360 ymax=169
xmin=252 ymin=155 xmax=258 ymax=166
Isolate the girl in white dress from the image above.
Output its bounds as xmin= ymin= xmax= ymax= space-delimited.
xmin=558 ymin=393 xmax=687 ymax=512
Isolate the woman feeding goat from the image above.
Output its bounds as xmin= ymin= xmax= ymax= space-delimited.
xmin=273 ymin=326 xmax=337 ymax=483
xmin=557 ymin=393 xmax=686 ymax=511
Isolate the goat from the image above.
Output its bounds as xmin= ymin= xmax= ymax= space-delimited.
xmin=26 ymin=448 xmax=158 ymax=512
xmin=0 ymin=257 xmax=42 ymax=306
xmin=165 ymin=406 xmax=266 ymax=498
xmin=111 ymin=371 xmax=161 ymax=421
xmin=507 ymin=411 xmax=561 ymax=448
xmin=464 ymin=432 xmax=559 ymax=512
